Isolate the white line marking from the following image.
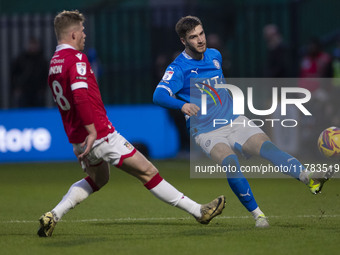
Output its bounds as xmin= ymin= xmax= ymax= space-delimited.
xmin=1 ymin=214 xmax=340 ymax=224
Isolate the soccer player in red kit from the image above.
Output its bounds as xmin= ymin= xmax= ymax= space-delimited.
xmin=38 ymin=10 xmax=225 ymax=237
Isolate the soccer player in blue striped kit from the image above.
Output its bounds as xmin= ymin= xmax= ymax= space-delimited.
xmin=153 ymin=16 xmax=334 ymax=228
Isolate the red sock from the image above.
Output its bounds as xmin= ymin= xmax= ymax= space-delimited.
xmin=85 ymin=176 xmax=99 ymax=192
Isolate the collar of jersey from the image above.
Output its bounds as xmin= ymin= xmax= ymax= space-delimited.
xmin=182 ymin=51 xmax=192 ymax=59
xmin=182 ymin=50 xmax=206 ymax=63
xmin=56 ymin=44 xmax=76 ymax=52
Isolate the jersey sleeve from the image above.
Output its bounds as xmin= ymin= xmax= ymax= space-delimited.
xmin=156 ymin=64 xmax=184 ymax=96
xmin=68 ymin=53 xmax=89 ymax=91
xmin=69 ymin=54 xmax=94 ymax=126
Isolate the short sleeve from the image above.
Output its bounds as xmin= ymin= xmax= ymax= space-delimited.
xmin=69 ymin=53 xmax=89 ymax=91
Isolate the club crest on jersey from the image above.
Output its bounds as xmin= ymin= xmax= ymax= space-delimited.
xmin=213 ymin=59 xmax=221 ymax=69
xmin=76 ymin=62 xmax=86 ymax=76
xmin=124 ymin=141 xmax=133 ymax=150
xmin=162 ymin=70 xmax=174 ymax=81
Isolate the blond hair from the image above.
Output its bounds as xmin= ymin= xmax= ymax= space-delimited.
xmin=54 ymin=10 xmax=85 ymax=41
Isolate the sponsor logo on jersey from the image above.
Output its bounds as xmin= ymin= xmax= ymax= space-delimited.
xmin=76 ymin=53 xmax=83 ymax=60
xmin=76 ymin=62 xmax=86 ymax=76
xmin=213 ymin=59 xmax=221 ymax=69
xmin=162 ymin=70 xmax=174 ymax=81
xmin=191 ymin=68 xmax=199 ymax=75
xmin=76 ymin=76 xmax=87 ymax=80
xmin=50 ymin=59 xmax=64 ymax=64
xmin=49 ymin=65 xmax=63 ymax=75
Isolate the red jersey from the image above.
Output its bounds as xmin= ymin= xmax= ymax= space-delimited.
xmin=48 ymin=44 xmax=114 ymax=144
xmin=299 ymin=52 xmax=331 ymax=92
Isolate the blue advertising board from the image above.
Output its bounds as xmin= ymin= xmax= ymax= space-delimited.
xmin=0 ymin=105 xmax=179 ymax=163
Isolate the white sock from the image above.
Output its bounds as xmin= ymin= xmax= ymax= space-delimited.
xmin=52 ymin=178 xmax=93 ymax=221
xmin=145 ymin=174 xmax=201 ymax=218
xmin=299 ymin=170 xmax=311 ymax=184
xmin=251 ymin=207 xmax=264 ymax=220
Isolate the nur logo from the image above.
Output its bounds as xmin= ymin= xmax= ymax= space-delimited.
xmin=196 ymin=82 xmax=223 ymax=115
xmin=197 ymin=82 xmax=311 ymax=117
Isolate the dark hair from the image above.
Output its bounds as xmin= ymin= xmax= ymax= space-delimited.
xmin=175 ymin=16 xmax=202 ymax=38
xmin=54 ymin=10 xmax=85 ymax=41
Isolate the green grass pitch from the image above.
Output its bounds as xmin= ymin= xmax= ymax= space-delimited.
xmin=0 ymin=160 xmax=339 ymax=255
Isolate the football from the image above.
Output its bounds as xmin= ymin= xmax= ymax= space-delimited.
xmin=318 ymin=126 xmax=340 ymax=158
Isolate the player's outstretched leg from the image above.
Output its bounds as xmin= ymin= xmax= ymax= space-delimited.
xmin=123 ymin=151 xmax=226 ymax=224
xmin=260 ymin=141 xmax=303 ymax=179
xmin=260 ymin=141 xmax=334 ymax=194
xmin=37 ymin=212 xmax=57 ymax=237
xmin=144 ymin=172 xmax=226 ymax=224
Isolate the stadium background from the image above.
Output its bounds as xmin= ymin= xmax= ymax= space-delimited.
xmin=1 ymin=0 xmax=340 ymax=161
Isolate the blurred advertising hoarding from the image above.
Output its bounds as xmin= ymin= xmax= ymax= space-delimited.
xmin=0 ymin=105 xmax=179 ymax=163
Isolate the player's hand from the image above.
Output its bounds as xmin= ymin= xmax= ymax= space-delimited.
xmin=78 ymin=132 xmax=96 ymax=159
xmin=77 ymin=123 xmax=97 ymax=161
xmin=181 ymin=103 xmax=200 ymax=116
xmin=73 ymin=148 xmax=90 ymax=171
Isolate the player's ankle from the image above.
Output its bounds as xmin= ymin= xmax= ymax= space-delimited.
xmin=299 ymin=170 xmax=310 ymax=184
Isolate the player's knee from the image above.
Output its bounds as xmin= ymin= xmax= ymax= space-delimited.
xmin=144 ymin=163 xmax=159 ymax=178
xmin=133 ymin=162 xmax=159 ymax=184
xmin=96 ymin=175 xmax=109 ymax=189
xmin=90 ymin=161 xmax=110 ymax=189
xmin=88 ymin=171 xmax=110 ymax=189
xmin=136 ymin=160 xmax=159 ymax=183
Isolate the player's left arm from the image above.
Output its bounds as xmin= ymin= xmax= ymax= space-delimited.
xmin=70 ymin=54 xmax=97 ymax=158
xmin=77 ymin=123 xmax=97 ymax=160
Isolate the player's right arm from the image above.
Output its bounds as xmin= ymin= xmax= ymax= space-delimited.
xmin=153 ymin=65 xmax=200 ymax=116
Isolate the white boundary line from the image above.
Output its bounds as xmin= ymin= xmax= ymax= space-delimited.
xmin=2 ymin=214 xmax=340 ymax=224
